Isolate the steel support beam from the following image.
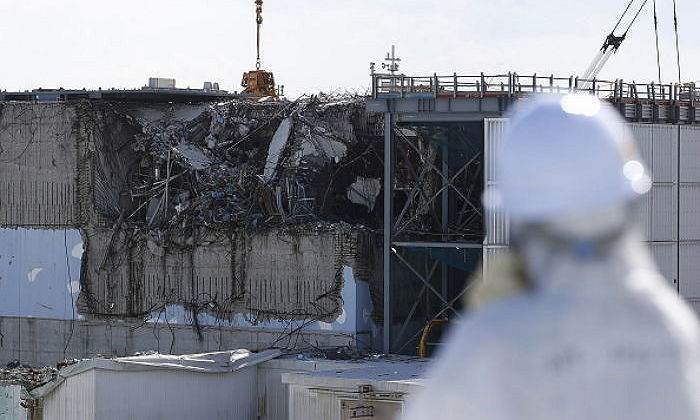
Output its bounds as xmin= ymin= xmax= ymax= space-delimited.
xmin=441 ymin=135 xmax=449 ymax=300
xmin=392 ymin=242 xmax=482 ymax=249
xmin=383 ymin=112 xmax=394 ymax=354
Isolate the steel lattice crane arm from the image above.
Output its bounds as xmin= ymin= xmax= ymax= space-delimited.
xmin=582 ymin=0 xmax=649 ymax=82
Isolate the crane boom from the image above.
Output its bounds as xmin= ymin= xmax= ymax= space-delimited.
xmin=581 ymin=0 xmax=648 ymax=83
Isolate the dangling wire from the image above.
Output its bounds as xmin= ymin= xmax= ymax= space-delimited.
xmin=671 ymin=0 xmax=682 ymax=83
xmin=652 ymin=0 xmax=662 ymax=83
xmin=255 ymin=0 xmax=263 ymax=70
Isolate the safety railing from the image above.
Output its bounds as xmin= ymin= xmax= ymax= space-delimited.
xmin=371 ymin=72 xmax=699 ymax=105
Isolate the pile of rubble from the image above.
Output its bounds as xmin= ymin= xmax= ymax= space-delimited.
xmin=0 ymin=363 xmax=59 ymax=391
xmin=121 ymin=95 xmax=383 ymax=234
xmin=69 ymin=96 xmax=383 ymax=324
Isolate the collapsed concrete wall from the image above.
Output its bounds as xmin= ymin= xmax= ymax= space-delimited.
xmin=0 ymin=99 xmax=383 ymax=364
xmin=79 ymin=227 xmax=375 ymax=322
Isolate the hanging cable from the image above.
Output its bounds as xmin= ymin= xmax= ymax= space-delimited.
xmin=581 ymin=0 xmax=649 ymax=82
xmin=671 ymin=0 xmax=682 ymax=83
xmin=611 ymin=0 xmax=636 ymax=33
xmin=255 ymin=0 xmax=263 ymax=70
xmin=622 ymin=0 xmax=649 ymax=35
xmin=672 ymin=0 xmax=682 ymax=295
xmin=652 ymin=0 xmax=662 ymax=83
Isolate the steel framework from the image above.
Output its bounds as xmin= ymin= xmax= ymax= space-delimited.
xmin=373 ymin=71 xmax=700 ymax=354
xmin=382 ymin=119 xmax=485 ymax=354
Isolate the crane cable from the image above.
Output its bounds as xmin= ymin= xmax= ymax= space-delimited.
xmin=612 ymin=0 xmax=635 ymax=32
xmin=652 ymin=0 xmax=662 ymax=83
xmin=582 ymin=0 xmax=649 ymax=82
xmin=255 ymin=0 xmax=263 ymax=70
xmin=622 ymin=0 xmax=649 ymax=37
xmin=671 ymin=0 xmax=682 ymax=84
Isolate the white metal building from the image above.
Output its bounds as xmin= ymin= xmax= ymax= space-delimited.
xmin=21 ymin=350 xmax=425 ymax=420
xmin=283 ymin=359 xmax=426 ymax=420
xmin=484 ymin=120 xmax=700 ymax=312
xmin=30 ymin=350 xmax=280 ymax=420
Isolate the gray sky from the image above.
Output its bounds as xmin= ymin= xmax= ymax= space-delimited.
xmin=1 ymin=0 xmax=698 ymax=97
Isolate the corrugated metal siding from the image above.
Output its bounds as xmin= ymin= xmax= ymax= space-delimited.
xmin=651 ymin=185 xmax=678 ymax=241
xmin=42 ymin=369 xmax=95 ymax=420
xmin=288 ymin=385 xmax=402 ymax=420
xmin=257 ymin=359 xmax=359 ymax=420
xmin=288 ymin=384 xmax=339 ymax=420
xmin=480 ymin=122 xmax=688 ymax=296
xmin=617 ymin=124 xmax=679 ymax=243
xmin=96 ymin=368 xmax=257 ymax=420
xmin=483 ymin=119 xmax=510 ymax=246
xmin=651 ymin=124 xmax=678 ymax=183
xmin=43 ymin=367 xmax=258 ymax=420
xmin=680 ymin=243 xmax=700 ymax=297
xmin=258 ymin=365 xmax=293 ymax=420
xmin=632 ymin=191 xmax=652 ymax=241
xmin=680 ymin=126 xmax=700 ymax=182
xmin=628 ymin=123 xmax=653 ymax=168
xmin=679 ymin=125 xmax=700 ymax=302
xmin=649 ymin=242 xmax=677 ymax=286
xmin=680 ymin=185 xmax=700 ymax=240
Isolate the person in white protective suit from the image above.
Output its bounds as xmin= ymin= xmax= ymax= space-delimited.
xmin=403 ymin=94 xmax=700 ymax=420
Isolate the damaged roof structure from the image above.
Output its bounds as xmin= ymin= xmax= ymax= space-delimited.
xmin=0 ymin=95 xmax=391 ymax=367
xmin=77 ymin=96 xmax=384 ymax=325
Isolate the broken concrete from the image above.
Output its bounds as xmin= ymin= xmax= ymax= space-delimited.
xmin=263 ymin=116 xmax=293 ymax=181
xmin=0 ymin=98 xmax=384 ymax=365
xmin=79 ymin=226 xmax=374 ymax=322
xmin=346 ymin=177 xmax=382 ymax=212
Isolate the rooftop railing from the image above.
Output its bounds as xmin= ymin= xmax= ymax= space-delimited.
xmin=371 ymin=72 xmax=699 ymax=105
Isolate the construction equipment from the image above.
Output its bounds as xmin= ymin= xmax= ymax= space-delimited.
xmin=241 ymin=0 xmax=277 ymax=97
xmin=581 ymin=0 xmax=649 ymax=83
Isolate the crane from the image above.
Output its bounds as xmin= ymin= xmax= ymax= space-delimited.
xmin=241 ymin=0 xmax=278 ymax=97
xmin=581 ymin=0 xmax=649 ymax=83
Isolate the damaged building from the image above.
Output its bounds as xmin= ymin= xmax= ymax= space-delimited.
xmin=4 ymin=71 xmax=700 ymax=368
xmin=0 ymin=95 xmax=387 ymax=366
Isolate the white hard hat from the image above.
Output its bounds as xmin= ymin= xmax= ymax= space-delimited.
xmin=485 ymin=94 xmax=651 ymax=223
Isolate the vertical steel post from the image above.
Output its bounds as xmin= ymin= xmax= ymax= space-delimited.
xmin=383 ymin=112 xmax=394 ymax=354
xmin=480 ymin=72 xmax=485 ymax=98
xmin=441 ymin=130 xmax=449 ymax=303
xmin=453 ymin=73 xmax=458 ymax=98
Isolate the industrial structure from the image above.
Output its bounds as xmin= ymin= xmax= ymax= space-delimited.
xmin=368 ymin=69 xmax=700 ymax=353
xmin=1 ymin=71 xmax=699 ymax=362
xmin=0 ymin=78 xmax=263 ymax=102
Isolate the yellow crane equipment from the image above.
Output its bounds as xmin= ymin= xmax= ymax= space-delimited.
xmin=241 ymin=0 xmax=277 ymax=97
